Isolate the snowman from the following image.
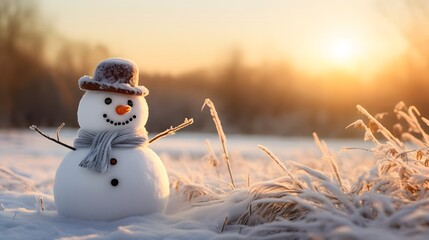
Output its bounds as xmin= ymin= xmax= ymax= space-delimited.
xmin=53 ymin=58 xmax=170 ymax=221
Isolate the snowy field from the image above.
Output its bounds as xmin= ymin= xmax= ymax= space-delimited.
xmin=2 ymin=124 xmax=429 ymax=239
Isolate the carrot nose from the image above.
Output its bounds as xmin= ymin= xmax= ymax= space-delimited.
xmin=116 ymin=105 xmax=131 ymax=115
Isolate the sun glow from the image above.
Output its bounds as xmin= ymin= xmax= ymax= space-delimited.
xmin=332 ymin=40 xmax=355 ymax=61
xmin=328 ymin=37 xmax=358 ymax=65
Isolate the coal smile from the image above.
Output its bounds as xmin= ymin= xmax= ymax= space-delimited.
xmin=103 ymin=114 xmax=137 ymax=126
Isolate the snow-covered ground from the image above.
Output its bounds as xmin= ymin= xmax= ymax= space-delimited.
xmin=0 ymin=128 xmax=389 ymax=239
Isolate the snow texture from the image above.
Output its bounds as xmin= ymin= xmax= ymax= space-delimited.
xmin=0 ymin=128 xmax=387 ymax=240
xmin=4 ymin=101 xmax=429 ymax=240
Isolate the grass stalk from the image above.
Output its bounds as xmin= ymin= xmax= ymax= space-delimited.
xmin=356 ymin=105 xmax=403 ymax=149
xmin=202 ymin=98 xmax=235 ymax=189
xmin=312 ymin=133 xmax=343 ymax=189
xmin=257 ymin=144 xmax=302 ymax=189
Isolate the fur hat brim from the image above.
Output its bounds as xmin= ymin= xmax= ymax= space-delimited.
xmin=78 ymin=76 xmax=149 ymax=96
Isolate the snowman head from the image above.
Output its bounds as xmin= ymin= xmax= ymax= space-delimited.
xmin=77 ymin=91 xmax=148 ymax=131
xmin=77 ymin=58 xmax=150 ymax=131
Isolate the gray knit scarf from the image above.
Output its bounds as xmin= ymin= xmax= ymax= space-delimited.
xmin=74 ymin=128 xmax=148 ymax=173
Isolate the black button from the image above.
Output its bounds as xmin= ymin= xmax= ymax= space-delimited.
xmin=111 ymin=179 xmax=119 ymax=186
xmin=110 ymin=158 xmax=117 ymax=165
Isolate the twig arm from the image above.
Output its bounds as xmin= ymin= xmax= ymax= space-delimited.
xmin=149 ymin=118 xmax=194 ymax=144
xmin=29 ymin=124 xmax=76 ymax=151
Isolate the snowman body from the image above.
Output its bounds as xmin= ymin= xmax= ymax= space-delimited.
xmin=54 ymin=147 xmax=169 ymax=220
xmin=53 ymin=60 xmax=170 ymax=221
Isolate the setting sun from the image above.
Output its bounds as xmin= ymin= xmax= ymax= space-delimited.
xmin=321 ymin=36 xmax=361 ymax=70
xmin=330 ymin=38 xmax=357 ymax=62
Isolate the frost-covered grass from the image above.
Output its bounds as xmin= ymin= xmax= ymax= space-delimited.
xmin=2 ymin=102 xmax=429 ymax=239
xmin=172 ymin=101 xmax=429 ymax=239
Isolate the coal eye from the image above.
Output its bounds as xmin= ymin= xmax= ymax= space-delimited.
xmin=105 ymin=98 xmax=112 ymax=105
xmin=127 ymin=100 xmax=133 ymax=107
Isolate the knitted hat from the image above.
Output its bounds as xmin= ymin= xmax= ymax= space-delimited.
xmin=78 ymin=58 xmax=148 ymax=96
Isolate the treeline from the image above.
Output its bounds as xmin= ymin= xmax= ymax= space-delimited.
xmin=1 ymin=0 xmax=429 ymax=138
xmin=142 ymin=54 xmax=429 ymax=137
xmin=0 ymin=0 xmax=109 ymax=128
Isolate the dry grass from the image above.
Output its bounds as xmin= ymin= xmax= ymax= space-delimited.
xmin=173 ymin=100 xmax=429 ymax=238
xmin=202 ymin=98 xmax=235 ymax=189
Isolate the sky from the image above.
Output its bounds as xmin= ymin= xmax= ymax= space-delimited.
xmin=39 ymin=0 xmax=408 ymax=76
